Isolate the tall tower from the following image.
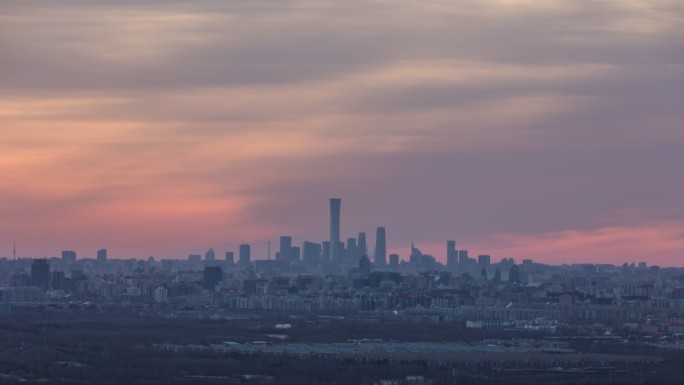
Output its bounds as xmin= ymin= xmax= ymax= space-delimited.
xmin=358 ymin=232 xmax=367 ymax=256
xmin=329 ymin=198 xmax=341 ymax=262
xmin=374 ymin=227 xmax=386 ymax=266
xmin=278 ymin=236 xmax=292 ymax=261
xmin=239 ymin=244 xmax=251 ymax=267
xmin=446 ymin=240 xmax=457 ymax=269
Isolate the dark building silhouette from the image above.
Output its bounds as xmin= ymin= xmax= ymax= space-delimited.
xmin=239 ymin=244 xmax=251 ymax=267
xmin=225 ymin=251 xmax=235 ymax=266
xmin=302 ymin=241 xmax=322 ymax=265
xmin=374 ymin=227 xmax=386 ymax=266
xmin=458 ymin=250 xmax=469 ymax=266
xmin=329 ymin=198 xmax=341 ymax=262
xmin=346 ymin=237 xmax=358 ymax=263
xmin=188 ymin=254 xmax=201 ymax=263
xmin=291 ymin=246 xmax=301 ymax=262
xmin=359 ymin=255 xmax=371 ymax=275
xmin=358 ymin=232 xmax=367 ymax=256
xmin=478 ymin=254 xmax=491 ymax=267
xmin=389 ymin=253 xmax=399 ymax=268
xmin=447 ymin=240 xmax=457 ymax=269
xmin=278 ymin=236 xmax=292 ymax=262
xmin=322 ymin=241 xmax=330 ymax=262
xmin=51 ymin=271 xmax=67 ymax=291
xmin=97 ymin=248 xmax=107 ymax=263
xmin=205 ymin=248 xmax=215 ymax=262
xmin=203 ymin=266 xmax=223 ymax=290
xmin=61 ymin=250 xmax=76 ymax=263
xmin=508 ymin=264 xmax=520 ymax=283
xmin=31 ymin=259 xmax=50 ymax=291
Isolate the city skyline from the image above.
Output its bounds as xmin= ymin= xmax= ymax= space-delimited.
xmin=2 ymin=196 xmax=681 ymax=268
xmin=1 ymin=1 xmax=683 ymax=265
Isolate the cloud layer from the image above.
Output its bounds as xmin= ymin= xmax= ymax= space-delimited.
xmin=1 ymin=0 xmax=683 ymax=264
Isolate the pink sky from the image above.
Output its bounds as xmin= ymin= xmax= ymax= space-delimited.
xmin=1 ymin=0 xmax=683 ymax=265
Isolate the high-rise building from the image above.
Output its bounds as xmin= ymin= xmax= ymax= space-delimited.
xmin=291 ymin=246 xmax=301 ymax=262
xmin=446 ymin=241 xmax=457 ymax=270
xmin=358 ymin=232 xmax=367 ymax=256
xmin=389 ymin=253 xmax=399 ymax=268
xmin=478 ymin=254 xmax=491 ymax=267
xmin=225 ymin=251 xmax=235 ymax=265
xmin=61 ymin=250 xmax=77 ymax=263
xmin=302 ymin=241 xmax=322 ymax=265
xmin=458 ymin=250 xmax=469 ymax=266
xmin=359 ymin=255 xmax=371 ymax=275
xmin=239 ymin=244 xmax=251 ymax=267
xmin=346 ymin=238 xmax=358 ymax=263
xmin=31 ymin=259 xmax=50 ymax=291
xmin=97 ymin=249 xmax=107 ymax=263
xmin=203 ymin=266 xmax=223 ymax=290
xmin=188 ymin=254 xmax=202 ymax=263
xmin=205 ymin=248 xmax=215 ymax=262
xmin=278 ymin=236 xmax=292 ymax=262
xmin=322 ymin=241 xmax=330 ymax=263
xmin=329 ymin=198 xmax=341 ymax=262
xmin=374 ymin=227 xmax=386 ymax=266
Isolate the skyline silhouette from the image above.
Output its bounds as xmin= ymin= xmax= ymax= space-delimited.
xmin=3 ymin=197 xmax=681 ymax=268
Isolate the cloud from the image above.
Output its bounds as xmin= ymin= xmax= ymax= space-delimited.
xmin=0 ymin=0 xmax=683 ymax=263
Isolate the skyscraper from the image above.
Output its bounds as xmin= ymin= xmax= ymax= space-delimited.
xmin=205 ymin=248 xmax=215 ymax=262
xmin=97 ymin=248 xmax=107 ymax=263
xmin=346 ymin=237 xmax=358 ymax=262
xmin=458 ymin=250 xmax=469 ymax=266
xmin=358 ymin=232 xmax=367 ymax=256
xmin=302 ymin=241 xmax=322 ymax=265
xmin=61 ymin=250 xmax=77 ymax=263
xmin=225 ymin=251 xmax=235 ymax=265
xmin=203 ymin=266 xmax=223 ymax=290
xmin=374 ymin=227 xmax=386 ymax=266
xmin=278 ymin=236 xmax=292 ymax=261
xmin=329 ymin=198 xmax=341 ymax=262
xmin=447 ymin=241 xmax=457 ymax=270
xmin=31 ymin=259 xmax=50 ymax=291
xmin=239 ymin=244 xmax=251 ymax=267
xmin=389 ymin=253 xmax=399 ymax=268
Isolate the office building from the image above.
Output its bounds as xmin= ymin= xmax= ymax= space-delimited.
xmin=329 ymin=198 xmax=341 ymax=262
xmin=203 ymin=266 xmax=223 ymax=290
xmin=31 ymin=259 xmax=50 ymax=291
xmin=389 ymin=253 xmax=399 ymax=268
xmin=97 ymin=249 xmax=107 ymax=263
xmin=374 ymin=227 xmax=386 ymax=266
xmin=225 ymin=251 xmax=235 ymax=265
xmin=302 ymin=241 xmax=322 ymax=265
xmin=279 ymin=236 xmax=292 ymax=262
xmin=205 ymin=248 xmax=215 ymax=262
xmin=346 ymin=238 xmax=358 ymax=263
xmin=478 ymin=254 xmax=491 ymax=267
xmin=458 ymin=250 xmax=469 ymax=265
xmin=291 ymin=246 xmax=301 ymax=262
xmin=447 ymin=240 xmax=457 ymax=269
xmin=239 ymin=244 xmax=251 ymax=267
xmin=358 ymin=232 xmax=367 ymax=256
xmin=61 ymin=250 xmax=77 ymax=263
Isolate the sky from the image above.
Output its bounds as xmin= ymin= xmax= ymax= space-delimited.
xmin=1 ymin=0 xmax=683 ymax=265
